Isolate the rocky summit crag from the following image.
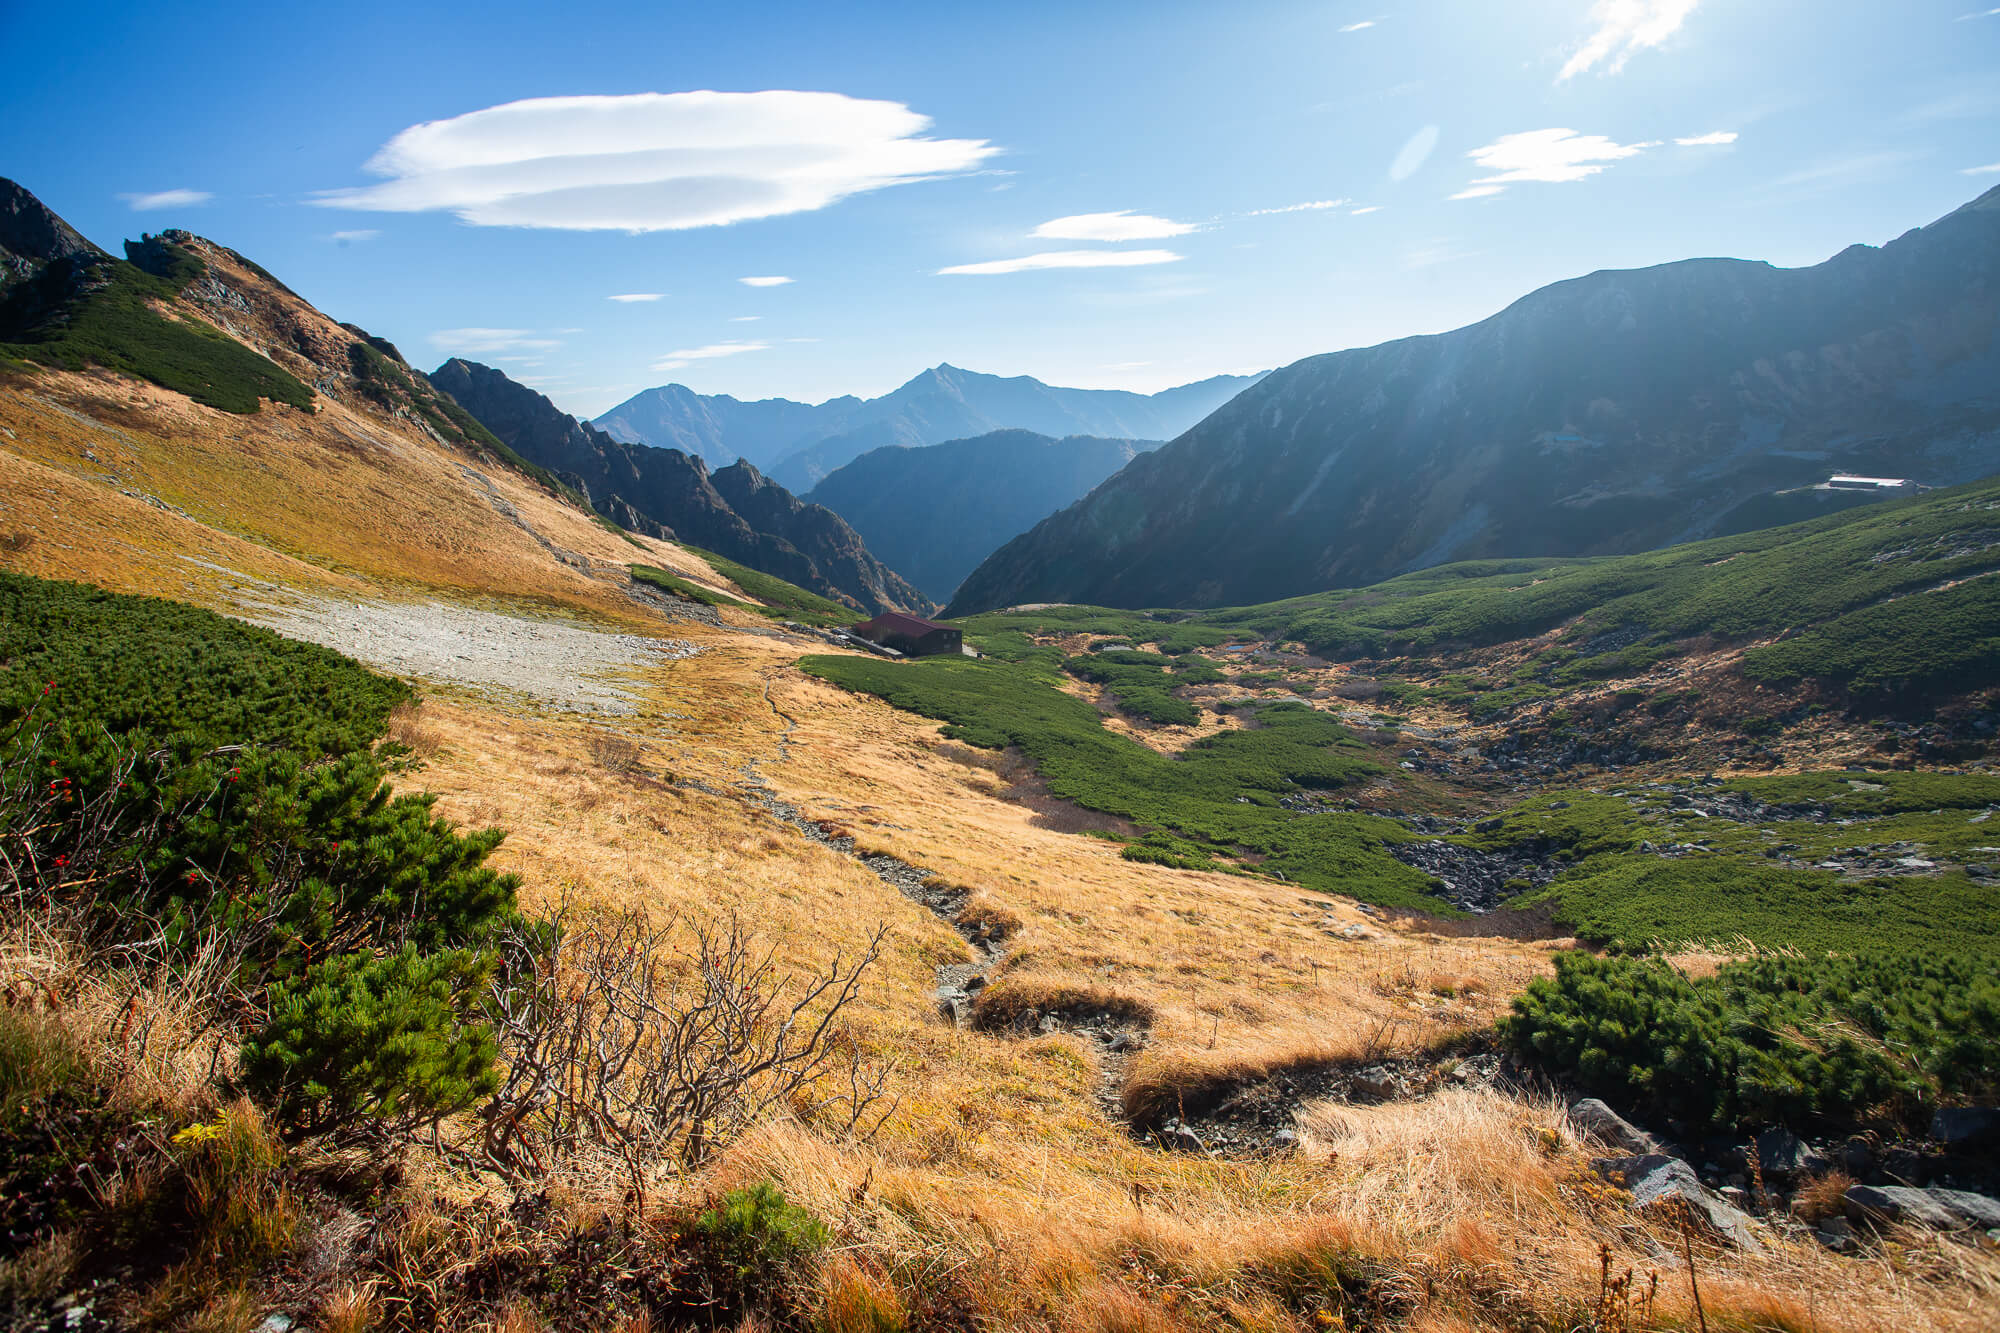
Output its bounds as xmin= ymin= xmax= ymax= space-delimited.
xmin=430 ymin=358 xmax=932 ymax=616
xmin=948 ymin=185 xmax=2000 ymax=615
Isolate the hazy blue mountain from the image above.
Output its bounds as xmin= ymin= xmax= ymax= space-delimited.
xmin=805 ymin=430 xmax=1162 ymax=602
xmin=592 ymin=364 xmax=1263 ymax=488
xmin=947 ymin=185 xmax=2000 ymax=616
xmin=430 ymin=358 xmax=932 ymax=616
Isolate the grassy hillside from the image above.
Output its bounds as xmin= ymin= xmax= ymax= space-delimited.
xmin=680 ymin=546 xmax=855 ymax=624
xmin=1190 ymin=476 xmax=2000 ymax=698
xmin=0 ymin=240 xmax=315 ymax=415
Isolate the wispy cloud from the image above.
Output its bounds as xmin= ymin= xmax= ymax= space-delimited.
xmin=1962 ymin=161 xmax=2000 ymax=175
xmin=1675 ymin=131 xmax=1738 ymax=146
xmin=729 ymin=315 xmax=763 ymax=322
xmin=652 ymin=340 xmax=770 ymax=371
xmin=1560 ymin=0 xmax=1699 ymax=80
xmin=1244 ymin=199 xmax=1350 ymax=216
xmin=312 ymin=90 xmax=997 ymax=232
xmin=1454 ymin=128 xmax=1656 ymax=198
xmin=1033 ymin=210 xmax=1195 ymax=241
xmin=119 ymin=188 xmax=211 ymax=211
xmin=1956 ymin=7 xmax=2000 ymax=18
xmin=428 ymin=328 xmax=563 ymax=355
xmin=938 ymin=249 xmax=1184 ymax=276
xmin=328 ymin=228 xmax=380 ymax=242
xmin=1339 ymin=20 xmax=1377 ymax=32
xmin=607 ymin=292 xmax=662 ymax=303
xmin=1349 ymin=205 xmax=1383 ymax=215
xmin=739 ymin=275 xmax=794 ymax=287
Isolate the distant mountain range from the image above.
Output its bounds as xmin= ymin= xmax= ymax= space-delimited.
xmin=805 ymin=430 xmax=1161 ymax=603
xmin=593 ymin=363 xmax=1264 ymax=491
xmin=430 ymin=359 xmax=931 ymax=616
xmin=948 ymin=185 xmax=2000 ymax=616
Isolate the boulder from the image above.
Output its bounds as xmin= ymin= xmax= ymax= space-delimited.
xmin=1931 ymin=1107 xmax=2000 ymax=1148
xmin=1592 ymin=1155 xmax=1765 ymax=1252
xmin=1928 ymin=1189 xmax=2000 ymax=1230
xmin=1350 ymin=1067 xmax=1403 ymax=1101
xmin=1568 ymin=1099 xmax=1666 ymax=1156
xmin=1845 ymin=1184 xmax=1963 ymax=1231
xmin=1753 ymin=1127 xmax=1830 ymax=1181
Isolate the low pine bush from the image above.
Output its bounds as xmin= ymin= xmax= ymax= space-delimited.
xmin=1501 ymin=950 xmax=2000 ymax=1136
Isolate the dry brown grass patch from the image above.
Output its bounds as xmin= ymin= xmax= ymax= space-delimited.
xmin=969 ymin=980 xmax=1156 ymax=1034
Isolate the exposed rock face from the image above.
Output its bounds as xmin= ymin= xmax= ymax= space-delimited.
xmin=1592 ymin=1154 xmax=1765 ymax=1251
xmin=805 ymin=429 xmax=1162 ymax=602
xmin=1845 ymin=1184 xmax=1971 ymax=1231
xmin=0 ymin=178 xmax=103 ymax=277
xmin=430 ymin=359 xmax=932 ymax=616
xmin=0 ymin=177 xmax=112 ymax=332
xmin=594 ymin=363 xmax=1263 ymax=490
xmin=1568 ymin=1099 xmax=1666 ymax=1157
xmin=948 ymin=185 xmax=2000 ymax=615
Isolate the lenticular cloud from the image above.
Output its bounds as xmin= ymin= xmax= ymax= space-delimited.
xmin=313 ymin=90 xmax=997 ymax=232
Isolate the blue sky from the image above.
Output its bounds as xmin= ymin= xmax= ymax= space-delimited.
xmin=5 ymin=0 xmax=1998 ymax=416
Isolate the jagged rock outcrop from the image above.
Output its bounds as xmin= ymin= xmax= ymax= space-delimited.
xmin=429 ymin=359 xmax=931 ymax=616
xmin=0 ymin=177 xmax=113 ymax=332
xmin=948 ymin=185 xmax=2000 ymax=615
xmin=805 ymin=429 xmax=1162 ymax=602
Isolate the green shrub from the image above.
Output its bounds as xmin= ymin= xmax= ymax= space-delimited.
xmin=2 ymin=571 xmax=517 ymax=1137
xmin=681 ymin=547 xmax=854 ymax=624
xmin=1501 ymin=951 xmax=2000 ymax=1135
xmin=694 ymin=1183 xmax=830 ymax=1280
xmin=241 ymin=947 xmax=499 ymax=1135
xmin=801 ymin=655 xmax=1443 ymax=910
xmin=631 ymin=563 xmax=745 ymax=610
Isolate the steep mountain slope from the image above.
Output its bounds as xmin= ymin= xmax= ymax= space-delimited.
xmin=806 ymin=429 xmax=1161 ymax=601
xmin=949 ymin=186 xmax=2000 ymax=615
xmin=0 ymin=183 xmax=721 ymax=623
xmin=593 ymin=363 xmax=1262 ymax=487
xmin=430 ymin=358 xmax=932 ymax=616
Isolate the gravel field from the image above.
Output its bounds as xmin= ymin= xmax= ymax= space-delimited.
xmin=232 ymin=592 xmax=697 ymax=714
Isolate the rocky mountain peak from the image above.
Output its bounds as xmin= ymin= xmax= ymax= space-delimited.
xmin=0 ymin=178 xmax=104 ymax=278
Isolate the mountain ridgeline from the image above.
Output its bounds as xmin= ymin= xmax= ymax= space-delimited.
xmin=428 ymin=359 xmax=932 ymax=617
xmin=805 ymin=430 xmax=1161 ymax=603
xmin=594 ymin=363 xmax=1263 ymax=491
xmin=948 ymin=186 xmax=2000 ymax=616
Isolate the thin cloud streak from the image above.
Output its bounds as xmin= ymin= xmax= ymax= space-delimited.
xmin=739 ymin=275 xmax=794 ymax=287
xmin=1033 ymin=210 xmax=1195 ymax=240
xmin=428 ymin=328 xmax=563 ymax=354
xmin=652 ymin=340 xmax=770 ymax=371
xmin=1243 ymin=199 xmax=1350 ymax=216
xmin=120 ymin=188 xmax=211 ymax=210
xmin=938 ymin=249 xmax=1184 ymax=276
xmin=607 ymin=293 xmax=662 ymax=302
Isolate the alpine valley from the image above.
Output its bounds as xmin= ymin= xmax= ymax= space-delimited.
xmin=2 ymin=155 xmax=1999 ymax=1333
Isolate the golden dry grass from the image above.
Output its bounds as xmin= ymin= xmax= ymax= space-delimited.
xmin=2 ymin=344 xmax=1995 ymax=1328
